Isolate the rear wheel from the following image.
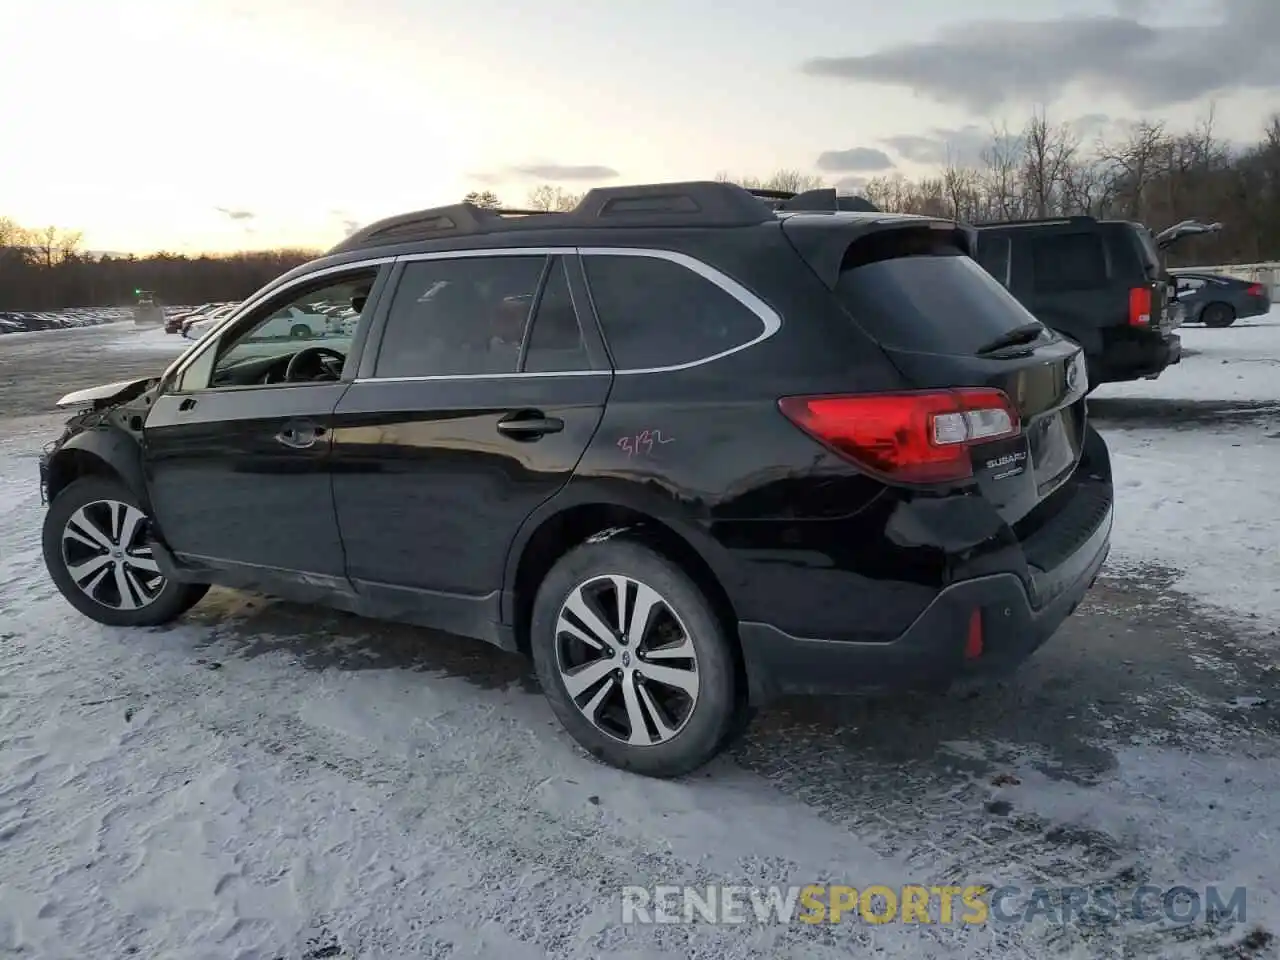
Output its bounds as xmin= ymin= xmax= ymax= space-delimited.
xmin=1202 ymin=303 xmax=1236 ymax=328
xmin=530 ymin=539 xmax=738 ymax=778
xmin=290 ymin=324 xmax=312 ymax=338
xmin=42 ymin=476 xmax=208 ymax=627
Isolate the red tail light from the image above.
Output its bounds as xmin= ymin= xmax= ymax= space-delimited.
xmin=1129 ymin=286 xmax=1152 ymax=326
xmin=1247 ymin=283 xmax=1266 ymax=297
xmin=777 ymin=389 xmax=1021 ymax=484
xmin=964 ymin=609 xmax=984 ymax=659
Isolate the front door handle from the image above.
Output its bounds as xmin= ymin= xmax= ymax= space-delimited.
xmin=496 ymin=411 xmax=564 ymax=439
xmin=275 ymin=420 xmax=326 ymax=449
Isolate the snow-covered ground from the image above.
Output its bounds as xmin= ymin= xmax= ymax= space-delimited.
xmin=101 ymin=325 xmax=195 ymax=355
xmin=1092 ymin=310 xmax=1280 ymax=632
xmin=3 ymin=316 xmax=1280 ymax=958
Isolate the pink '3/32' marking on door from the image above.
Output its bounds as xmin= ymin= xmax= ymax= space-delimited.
xmin=617 ymin=429 xmax=674 ymax=458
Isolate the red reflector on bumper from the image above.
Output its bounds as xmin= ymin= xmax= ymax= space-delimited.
xmin=964 ymin=610 xmax=983 ymax=659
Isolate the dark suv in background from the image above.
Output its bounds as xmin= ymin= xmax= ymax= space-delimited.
xmin=38 ymin=182 xmax=1113 ymax=778
xmin=972 ymin=216 xmax=1218 ymax=389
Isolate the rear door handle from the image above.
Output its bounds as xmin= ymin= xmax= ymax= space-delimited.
xmin=496 ymin=411 xmax=564 ymax=439
xmin=275 ymin=420 xmax=326 ymax=449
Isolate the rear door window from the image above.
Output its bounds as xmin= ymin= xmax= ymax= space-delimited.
xmin=583 ymin=253 xmax=765 ymax=369
xmin=1030 ymin=232 xmax=1109 ymax=293
xmin=832 ymin=237 xmax=1042 ymax=355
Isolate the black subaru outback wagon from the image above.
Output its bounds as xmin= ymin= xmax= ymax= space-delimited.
xmin=39 ymin=181 xmax=1113 ymax=778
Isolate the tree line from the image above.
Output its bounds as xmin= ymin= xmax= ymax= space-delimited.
xmin=854 ymin=109 xmax=1280 ymax=267
xmin=5 ymin=110 xmax=1278 ymax=311
xmin=0 ymin=217 xmax=317 ymax=312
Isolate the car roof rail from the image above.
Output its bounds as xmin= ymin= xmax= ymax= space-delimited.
xmin=741 ymin=186 xmax=881 ymax=214
xmin=326 ymin=180 xmax=781 ymax=255
xmin=971 ymin=215 xmax=1097 ymax=228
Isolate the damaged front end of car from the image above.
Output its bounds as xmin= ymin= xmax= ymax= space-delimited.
xmin=39 ymin=377 xmax=163 ymax=505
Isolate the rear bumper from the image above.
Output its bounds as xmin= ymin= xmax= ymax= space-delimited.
xmin=737 ymin=489 xmax=1113 ymax=703
xmin=1094 ymin=330 xmax=1180 ymax=383
xmin=1244 ymin=296 xmax=1272 ymax=319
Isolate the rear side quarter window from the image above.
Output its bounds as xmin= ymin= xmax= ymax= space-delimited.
xmin=582 ymin=253 xmax=768 ymax=370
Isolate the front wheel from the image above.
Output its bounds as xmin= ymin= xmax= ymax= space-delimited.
xmin=530 ymin=539 xmax=739 ymax=778
xmin=290 ymin=324 xmax=312 ymax=338
xmin=42 ymin=476 xmax=209 ymax=627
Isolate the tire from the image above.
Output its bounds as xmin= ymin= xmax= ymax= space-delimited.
xmin=42 ymin=476 xmax=209 ymax=627
xmin=530 ymin=538 xmax=738 ymax=778
xmin=290 ymin=324 xmax=312 ymax=338
xmin=1202 ymin=303 xmax=1236 ymax=328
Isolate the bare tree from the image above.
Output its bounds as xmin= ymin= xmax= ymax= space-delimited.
xmin=463 ymin=190 xmax=501 ymax=209
xmin=526 ymin=185 xmax=583 ymax=212
xmin=57 ymin=230 xmax=83 ymax=263
xmin=980 ymin=122 xmax=1029 ymax=221
xmin=1021 ymin=108 xmax=1079 ymax=218
xmin=32 ymin=226 xmax=61 ymax=269
xmin=942 ymin=147 xmax=982 ymax=221
xmin=1100 ymin=120 xmax=1170 ymax=220
xmin=718 ymin=169 xmax=827 ymax=193
xmin=0 ymin=216 xmax=28 ymax=250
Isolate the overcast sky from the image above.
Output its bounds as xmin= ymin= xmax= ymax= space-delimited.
xmin=3 ymin=0 xmax=1278 ymax=253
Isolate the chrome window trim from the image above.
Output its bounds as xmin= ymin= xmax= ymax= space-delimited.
xmin=354 ymin=245 xmax=781 ymax=383
xmin=353 ymin=370 xmax=610 ymax=384
xmin=577 ymin=246 xmax=782 ymax=375
xmin=397 ymin=246 xmax=573 ymax=262
xmin=166 ymin=256 xmax=396 ymax=383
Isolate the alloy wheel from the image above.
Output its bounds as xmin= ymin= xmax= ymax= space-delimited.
xmin=60 ymin=499 xmax=166 ymax=611
xmin=554 ymin=574 xmax=700 ymax=745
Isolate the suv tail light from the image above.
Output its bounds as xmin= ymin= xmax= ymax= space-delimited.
xmin=777 ymin=389 xmax=1021 ymax=484
xmin=1247 ymin=282 xmax=1266 ymax=297
xmin=1129 ymin=286 xmax=1152 ymax=326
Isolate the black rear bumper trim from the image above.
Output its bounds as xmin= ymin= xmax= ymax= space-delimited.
xmin=737 ymin=501 xmax=1112 ymax=703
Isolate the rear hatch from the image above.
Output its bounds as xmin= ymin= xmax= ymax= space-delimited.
xmin=786 ymin=223 xmax=1089 ymax=528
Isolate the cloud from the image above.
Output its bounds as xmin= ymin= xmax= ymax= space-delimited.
xmin=883 ymin=125 xmax=1013 ymax=168
xmin=509 ymin=164 xmax=619 ymax=181
xmin=799 ymin=3 xmax=1280 ymax=112
xmin=815 ymin=147 xmax=894 ymax=173
xmin=215 ymin=206 xmax=255 ymax=221
xmin=1111 ymin=0 xmax=1150 ymax=15
xmin=880 ymin=115 xmax=1127 ymax=169
xmin=469 ymin=164 xmax=619 ymax=185
xmin=328 ymin=210 xmax=362 ymax=235
xmin=834 ymin=175 xmax=869 ymax=193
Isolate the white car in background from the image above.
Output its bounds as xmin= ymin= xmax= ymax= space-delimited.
xmin=243 ymin=304 xmax=329 ymax=341
xmin=182 ymin=302 xmax=238 ymax=340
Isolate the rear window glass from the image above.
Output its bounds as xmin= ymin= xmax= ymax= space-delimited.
xmin=1030 ymin=232 xmax=1108 ymax=292
xmin=833 ymin=244 xmax=1042 ymax=355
